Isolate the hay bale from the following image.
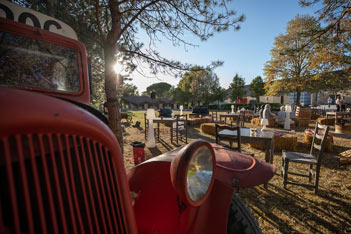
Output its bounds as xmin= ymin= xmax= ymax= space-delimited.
xmin=249 ymin=132 xmax=297 ymax=152
xmin=311 ymin=113 xmax=320 ymax=120
xmin=250 ymin=117 xmax=276 ymax=127
xmin=295 ymin=118 xmax=310 ymax=127
xmin=251 ymin=118 xmax=261 ymax=126
xmin=317 ymin=117 xmax=335 ymax=125
xmin=304 ymin=129 xmax=334 ymax=152
xmin=273 ymin=133 xmax=297 ymax=152
xmin=340 ymin=150 xmax=351 ymax=165
xmin=187 ymin=118 xmax=200 ymax=125
xmin=335 ymin=123 xmax=351 ymax=134
xmin=268 ymin=118 xmax=276 ymax=127
xmin=200 ymin=123 xmax=226 ymax=135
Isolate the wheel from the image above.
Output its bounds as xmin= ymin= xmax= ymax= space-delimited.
xmin=227 ymin=193 xmax=262 ymax=234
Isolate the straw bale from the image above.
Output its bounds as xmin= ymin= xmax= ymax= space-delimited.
xmin=200 ymin=123 xmax=226 ymax=136
xmin=340 ymin=149 xmax=351 ymax=164
xmin=273 ymin=134 xmax=297 ymax=151
xmin=187 ymin=118 xmax=200 ymax=125
xmin=295 ymin=118 xmax=310 ymax=127
xmin=303 ymin=129 xmax=334 ymax=152
xmin=250 ymin=118 xmax=276 ymax=127
xmin=249 ymin=132 xmax=297 ymax=152
xmin=251 ymin=118 xmax=261 ymax=126
xmin=317 ymin=117 xmax=335 ymax=125
xmin=335 ymin=123 xmax=351 ymax=134
xmin=311 ymin=113 xmax=320 ymax=120
xmin=268 ymin=118 xmax=277 ymax=127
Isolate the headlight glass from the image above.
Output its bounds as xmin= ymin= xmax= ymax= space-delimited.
xmin=186 ymin=146 xmax=214 ymax=202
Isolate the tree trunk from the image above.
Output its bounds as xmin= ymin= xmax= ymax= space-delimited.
xmin=256 ymin=96 xmax=259 ymax=103
xmin=104 ymin=43 xmax=124 ymax=153
xmin=296 ymin=89 xmax=301 ymax=105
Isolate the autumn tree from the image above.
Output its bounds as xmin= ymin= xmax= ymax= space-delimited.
xmin=264 ymin=15 xmax=322 ymax=104
xmin=229 ymin=73 xmax=246 ymax=102
xmin=249 ymin=76 xmax=265 ymax=102
xmin=22 ymin=0 xmax=244 ymax=149
xmin=299 ymin=0 xmax=351 ymax=90
xmin=145 ymin=82 xmax=172 ymax=98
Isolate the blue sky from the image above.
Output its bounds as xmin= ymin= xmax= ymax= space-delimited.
xmin=129 ymin=0 xmax=321 ymax=93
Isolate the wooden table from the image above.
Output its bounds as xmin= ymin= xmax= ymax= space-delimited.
xmin=217 ymin=127 xmax=274 ymax=164
xmin=219 ymin=113 xmax=240 ymax=124
xmin=326 ymin=112 xmax=351 ymax=124
xmin=153 ymin=117 xmax=187 ymax=144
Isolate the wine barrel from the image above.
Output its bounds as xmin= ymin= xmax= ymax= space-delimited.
xmin=296 ymin=106 xmax=312 ymax=119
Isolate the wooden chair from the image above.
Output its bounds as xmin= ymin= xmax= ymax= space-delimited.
xmin=215 ymin=124 xmax=241 ymax=152
xmin=144 ymin=113 xmax=159 ymax=140
xmin=121 ymin=112 xmax=132 ymax=122
xmin=228 ymin=114 xmax=244 ymax=128
xmin=172 ymin=114 xmax=188 ymax=145
xmin=281 ymin=122 xmax=329 ymax=194
xmin=211 ymin=111 xmax=225 ymax=124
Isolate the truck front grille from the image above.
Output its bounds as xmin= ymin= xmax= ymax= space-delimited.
xmin=0 ymin=133 xmax=126 ymax=233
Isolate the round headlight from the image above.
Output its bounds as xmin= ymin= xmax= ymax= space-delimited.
xmin=170 ymin=140 xmax=216 ymax=207
xmin=187 ymin=145 xmax=214 ymax=202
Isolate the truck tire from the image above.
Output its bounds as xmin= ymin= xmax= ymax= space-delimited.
xmin=227 ymin=193 xmax=262 ymax=234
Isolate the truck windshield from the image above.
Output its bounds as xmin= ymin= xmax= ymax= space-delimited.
xmin=0 ymin=31 xmax=80 ymax=92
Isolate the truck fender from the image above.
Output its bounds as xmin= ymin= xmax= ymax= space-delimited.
xmin=211 ymin=144 xmax=276 ymax=188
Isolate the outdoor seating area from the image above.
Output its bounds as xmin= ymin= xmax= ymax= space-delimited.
xmin=122 ymin=108 xmax=351 ymax=233
xmin=3 ymin=1 xmax=351 ymax=233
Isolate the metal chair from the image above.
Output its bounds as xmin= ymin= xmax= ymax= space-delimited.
xmin=144 ymin=113 xmax=159 ymax=140
xmin=215 ymin=124 xmax=241 ymax=152
xmin=282 ymin=122 xmax=329 ymax=194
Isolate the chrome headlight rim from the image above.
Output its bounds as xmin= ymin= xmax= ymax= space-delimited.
xmin=170 ymin=140 xmax=216 ymax=207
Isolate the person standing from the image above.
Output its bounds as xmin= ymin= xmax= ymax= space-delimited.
xmin=327 ymin=96 xmax=332 ymax=109
xmin=336 ymin=96 xmax=341 ymax=112
xmin=341 ymin=96 xmax=346 ymax=112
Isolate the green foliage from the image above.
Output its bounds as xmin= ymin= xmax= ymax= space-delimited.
xmin=210 ymin=86 xmax=228 ymax=104
xmin=169 ymin=87 xmax=190 ymax=104
xmin=250 ymin=76 xmax=265 ymax=102
xmin=176 ymin=66 xmax=221 ymax=105
xmin=229 ymin=73 xmax=246 ymax=101
xmin=145 ymin=82 xmax=172 ymax=98
xmin=119 ymin=83 xmax=139 ymax=98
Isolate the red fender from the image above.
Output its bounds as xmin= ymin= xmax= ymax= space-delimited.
xmin=128 ymin=143 xmax=276 ymax=233
xmin=211 ymin=144 xmax=276 ymax=188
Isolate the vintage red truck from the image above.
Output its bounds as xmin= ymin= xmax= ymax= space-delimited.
xmin=0 ymin=1 xmax=276 ymax=233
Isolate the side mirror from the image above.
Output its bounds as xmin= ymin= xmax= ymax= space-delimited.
xmin=170 ymin=140 xmax=216 ymax=207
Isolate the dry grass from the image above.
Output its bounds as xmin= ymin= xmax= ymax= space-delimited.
xmin=122 ymin=111 xmax=351 ymax=234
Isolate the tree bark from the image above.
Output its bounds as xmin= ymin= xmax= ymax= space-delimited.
xmin=296 ymin=89 xmax=301 ymax=105
xmin=104 ymin=43 xmax=124 ymax=153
